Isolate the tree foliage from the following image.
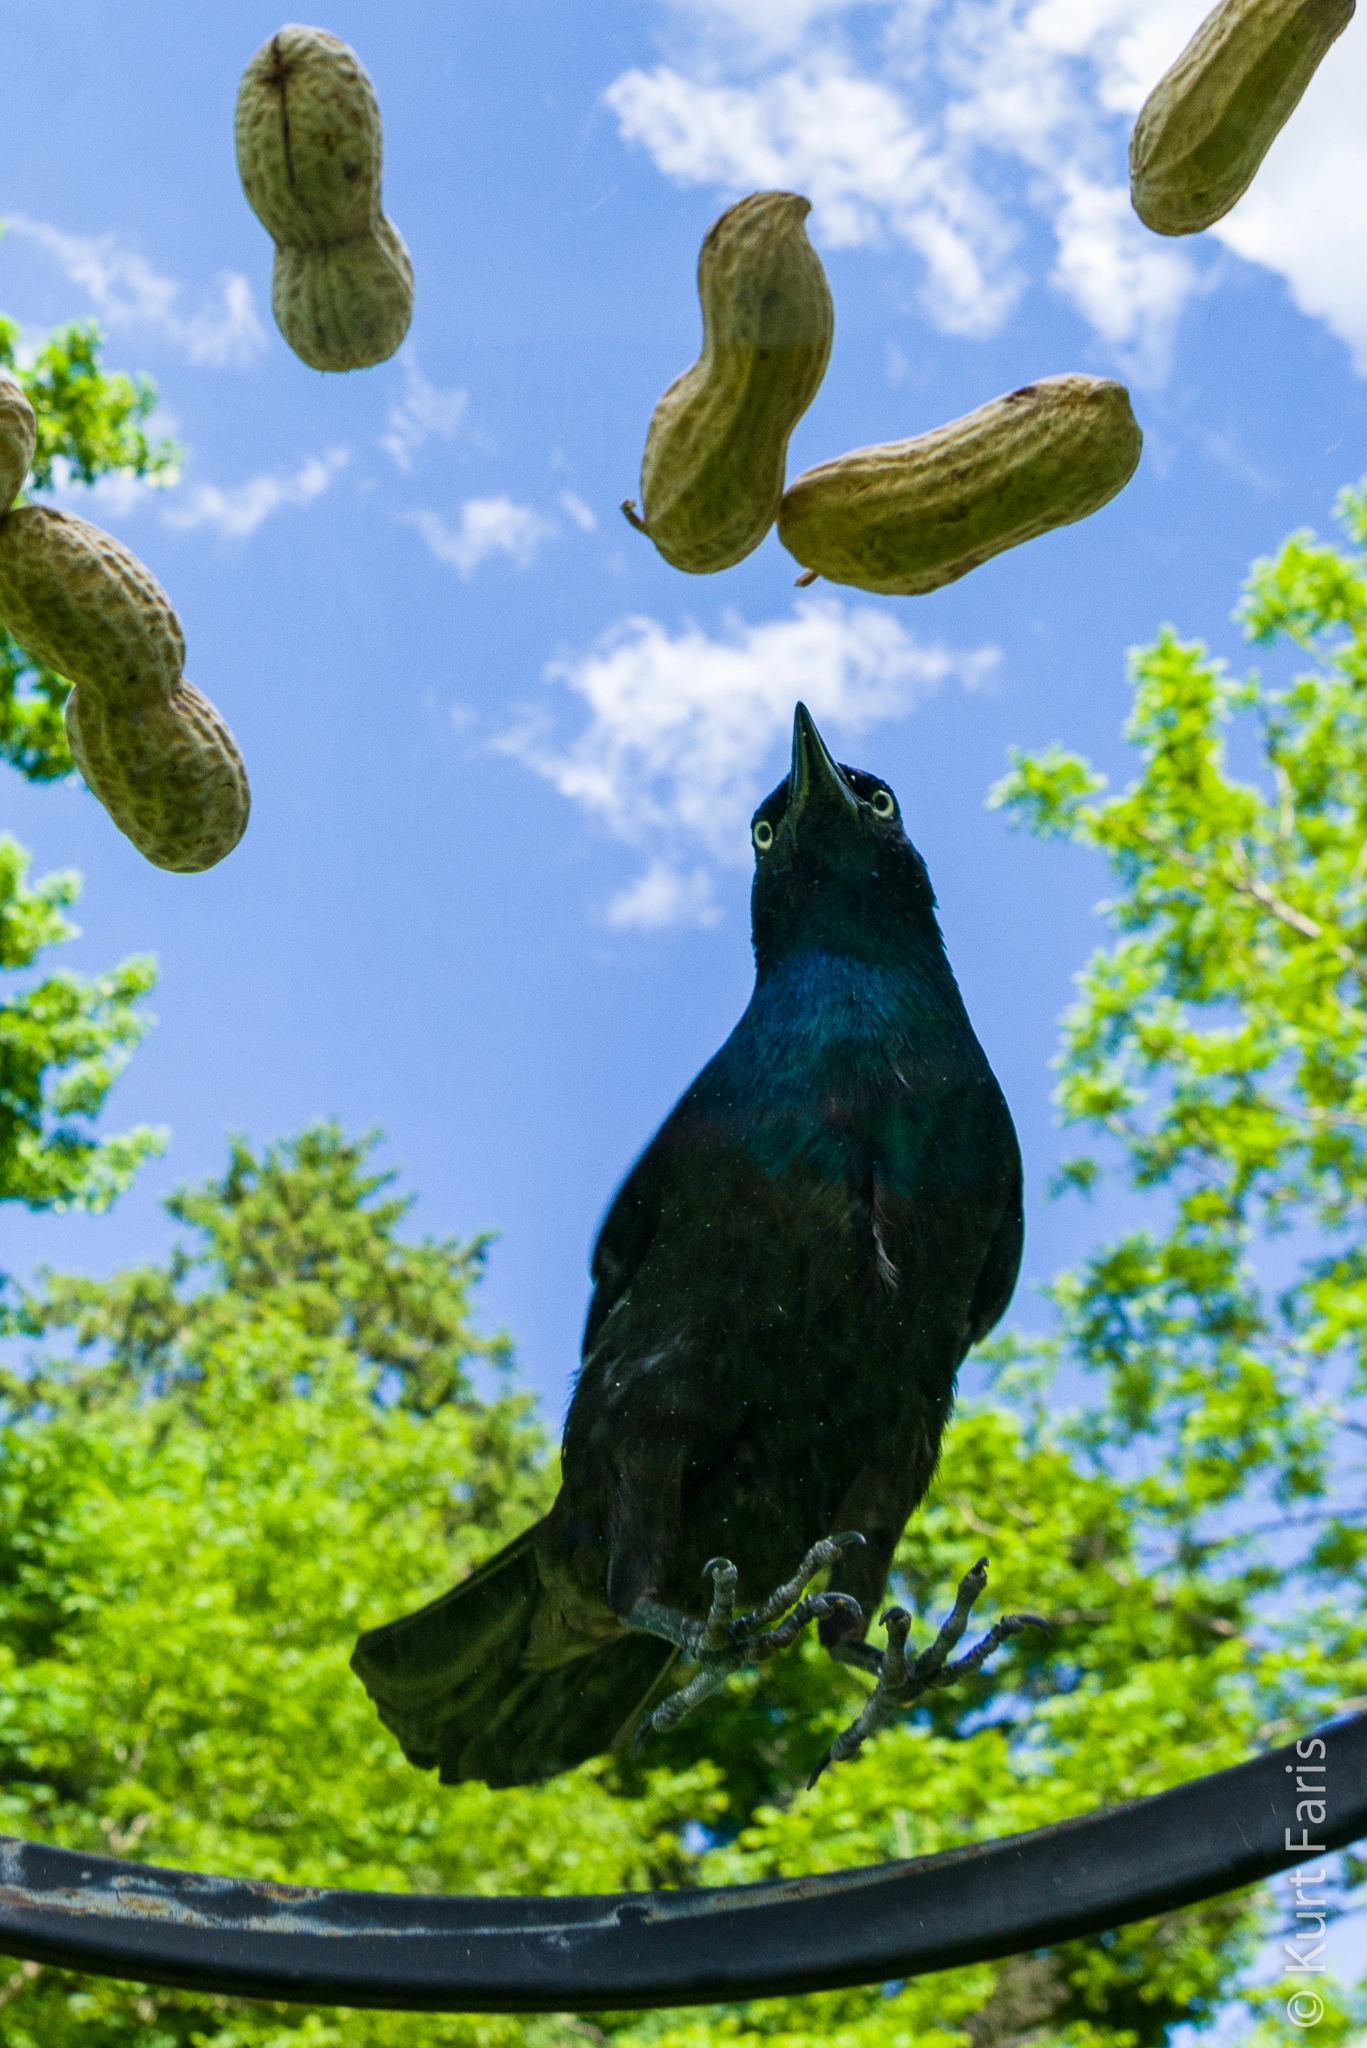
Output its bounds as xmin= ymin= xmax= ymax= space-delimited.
xmin=14 ymin=1123 xmax=512 ymax=1418
xmin=0 ymin=1120 xmax=1335 ymax=2048
xmin=0 ymin=311 xmax=178 ymax=1231
xmin=990 ymin=478 xmax=1367 ymax=1616
xmin=1 ymin=313 xmax=178 ymax=496
xmin=0 ymin=835 xmax=162 ymax=1218
xmin=0 ymin=647 xmax=71 ymax=784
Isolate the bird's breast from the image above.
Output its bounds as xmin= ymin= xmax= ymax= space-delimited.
xmin=690 ymin=948 xmax=1004 ymax=1197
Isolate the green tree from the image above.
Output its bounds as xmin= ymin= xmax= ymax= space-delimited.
xmin=0 ymin=836 xmax=159 ymax=1212
xmin=989 ymin=476 xmax=1367 ymax=1645
xmin=0 ymin=1127 xmax=718 ymax=2047
xmin=0 ymin=310 xmax=178 ymax=1241
xmin=0 ymin=1127 xmax=1319 ymax=2048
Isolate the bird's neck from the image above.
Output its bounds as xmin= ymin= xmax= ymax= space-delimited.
xmin=748 ymin=941 xmax=969 ymax=1052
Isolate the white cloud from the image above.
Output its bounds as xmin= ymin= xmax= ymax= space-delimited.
xmin=661 ymin=0 xmax=863 ymax=59
xmin=605 ymin=0 xmax=1367 ymax=381
xmin=1206 ymin=30 xmax=1367 ymax=376
xmin=1048 ymin=171 xmax=1205 ymax=384
xmin=608 ymin=861 xmax=723 ymax=930
xmin=164 ymin=448 xmax=348 ymax=540
xmin=381 ymin=351 xmax=469 ymax=471
xmin=410 ymin=499 xmax=558 ymax=577
xmin=497 ymin=598 xmax=997 ymax=924
xmin=605 ymin=59 xmax=1022 ymax=338
xmin=4 ymin=214 xmax=266 ymax=367
xmin=48 ymin=466 xmax=168 ymax=520
xmin=558 ymin=489 xmax=599 ymax=532
xmin=174 ymin=273 xmax=265 ymax=370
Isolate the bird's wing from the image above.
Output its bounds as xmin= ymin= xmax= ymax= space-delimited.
xmin=582 ymin=1128 xmax=672 ymax=1356
xmin=582 ymin=1037 xmax=748 ymax=1358
xmin=964 ymin=1155 xmax=1024 ymax=1346
xmin=870 ymin=1076 xmax=1023 ymax=1348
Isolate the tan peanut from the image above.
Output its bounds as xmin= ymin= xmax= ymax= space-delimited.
xmin=66 ymin=678 xmax=250 ymax=874
xmin=0 ymin=503 xmax=247 ymax=871
xmin=778 ymin=375 xmax=1142 ymax=597
xmin=0 ymin=373 xmax=36 ymax=515
xmin=235 ymin=24 xmax=413 ymax=370
xmin=626 ymin=192 xmax=834 ymax=574
xmin=0 ymin=504 xmax=184 ymax=696
xmin=271 ymin=216 xmax=414 ymax=373
xmin=1130 ymin=0 xmax=1355 ymax=237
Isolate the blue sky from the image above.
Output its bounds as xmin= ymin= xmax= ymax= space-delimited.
xmin=3 ymin=0 xmax=1367 ymax=1427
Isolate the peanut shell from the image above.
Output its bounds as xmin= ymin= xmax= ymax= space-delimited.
xmin=0 ymin=504 xmax=184 ymax=696
xmin=632 ymin=192 xmax=834 ymax=574
xmin=272 ymin=215 xmax=414 ymax=371
xmin=235 ymin=24 xmax=412 ymax=370
xmin=235 ymin=25 xmax=381 ymax=247
xmin=0 ymin=373 xmax=36 ymax=514
xmin=66 ymin=677 xmax=251 ymax=874
xmin=778 ymin=375 xmax=1142 ymax=597
xmin=1130 ymin=0 xmax=1354 ymax=236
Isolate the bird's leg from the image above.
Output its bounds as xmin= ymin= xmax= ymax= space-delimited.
xmin=807 ymin=1556 xmax=1051 ymax=1788
xmin=628 ymin=1532 xmax=866 ymax=1749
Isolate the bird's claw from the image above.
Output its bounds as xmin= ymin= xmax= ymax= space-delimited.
xmin=629 ymin=1532 xmax=866 ymax=1750
xmin=807 ymin=1555 xmax=1051 ymax=1789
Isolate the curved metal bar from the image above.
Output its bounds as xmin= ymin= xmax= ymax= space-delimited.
xmin=1 ymin=1712 xmax=1363 ymax=2014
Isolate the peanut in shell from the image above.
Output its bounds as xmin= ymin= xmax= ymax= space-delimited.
xmin=235 ymin=24 xmax=412 ymax=370
xmin=778 ymin=375 xmax=1142 ymax=597
xmin=0 ymin=504 xmax=184 ymax=697
xmin=272 ymin=215 xmax=414 ymax=372
xmin=628 ymin=191 xmax=834 ymax=575
xmin=236 ymin=25 xmax=381 ymax=247
xmin=66 ymin=677 xmax=251 ymax=874
xmin=1130 ymin=0 xmax=1355 ymax=237
xmin=0 ymin=374 xmax=36 ymax=514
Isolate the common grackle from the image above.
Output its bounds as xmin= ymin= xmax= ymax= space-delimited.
xmin=352 ymin=703 xmax=1034 ymax=1788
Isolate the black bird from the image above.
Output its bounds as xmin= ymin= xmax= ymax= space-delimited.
xmin=353 ymin=703 xmax=1030 ymax=1788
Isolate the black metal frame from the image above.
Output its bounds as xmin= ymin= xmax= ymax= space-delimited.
xmin=1 ymin=1711 xmax=1363 ymax=2014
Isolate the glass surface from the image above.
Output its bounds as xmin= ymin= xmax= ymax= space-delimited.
xmin=1 ymin=4 xmax=1365 ymax=2041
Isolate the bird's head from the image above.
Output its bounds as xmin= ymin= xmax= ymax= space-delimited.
xmin=749 ymin=703 xmax=941 ymax=971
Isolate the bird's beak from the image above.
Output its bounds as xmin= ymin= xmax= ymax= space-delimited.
xmin=785 ymin=702 xmax=860 ymax=838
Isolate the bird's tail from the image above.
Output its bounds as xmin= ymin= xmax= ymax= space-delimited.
xmin=351 ymin=1517 xmax=678 ymax=1788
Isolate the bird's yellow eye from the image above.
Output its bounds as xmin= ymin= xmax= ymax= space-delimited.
xmin=753 ymin=819 xmax=774 ymax=851
xmin=870 ymin=789 xmax=895 ymax=819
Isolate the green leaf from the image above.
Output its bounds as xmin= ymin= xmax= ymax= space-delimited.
xmin=1 ymin=315 xmax=179 ymax=493
xmin=0 ymin=836 xmax=163 ymax=1229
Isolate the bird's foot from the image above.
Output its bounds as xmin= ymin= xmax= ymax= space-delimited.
xmin=807 ymin=1556 xmax=1051 ymax=1789
xmin=628 ymin=1532 xmax=866 ymax=1749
